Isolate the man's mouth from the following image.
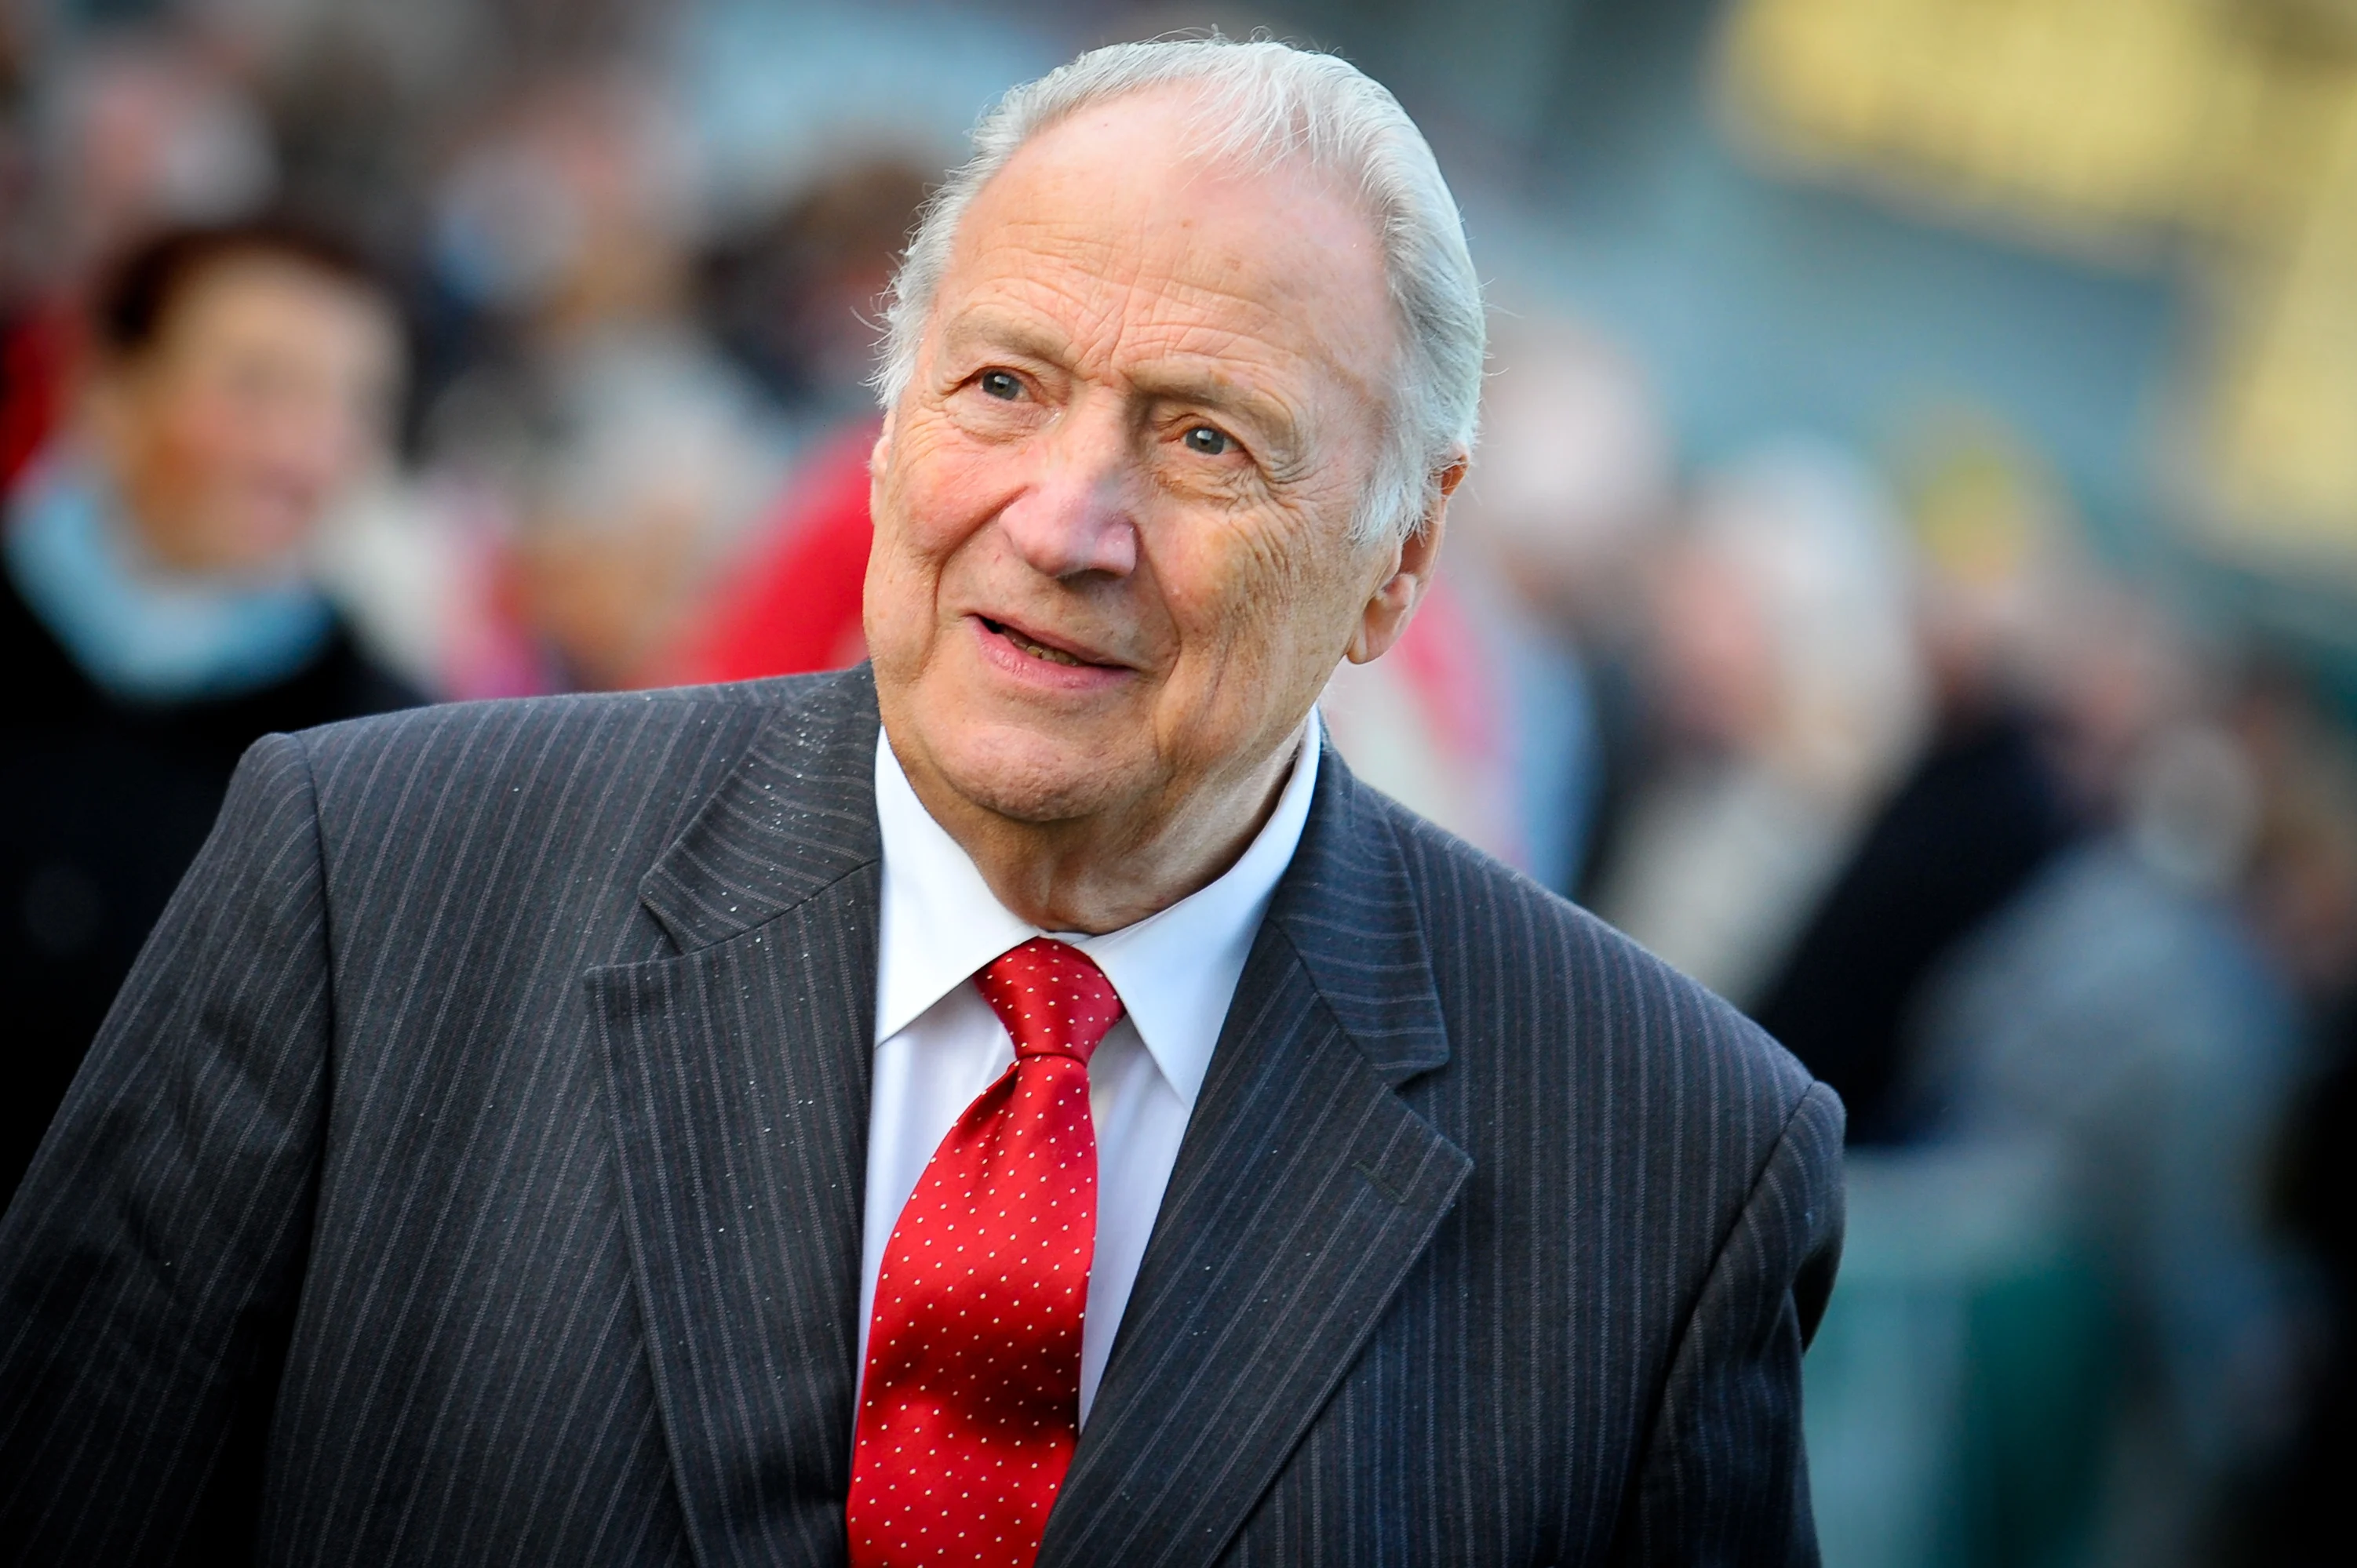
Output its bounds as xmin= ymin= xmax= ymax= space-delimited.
xmin=980 ymin=617 xmax=1100 ymax=668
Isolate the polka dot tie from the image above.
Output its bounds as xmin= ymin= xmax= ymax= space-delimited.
xmin=847 ymin=937 xmax=1125 ymax=1568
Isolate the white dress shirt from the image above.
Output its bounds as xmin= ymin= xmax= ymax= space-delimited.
xmin=861 ymin=715 xmax=1321 ymax=1424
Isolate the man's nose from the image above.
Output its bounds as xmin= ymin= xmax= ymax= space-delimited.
xmin=995 ymin=399 xmax=1141 ymax=581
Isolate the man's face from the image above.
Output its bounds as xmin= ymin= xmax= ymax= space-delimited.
xmin=93 ymin=255 xmax=399 ymax=577
xmin=868 ymin=90 xmax=1422 ymax=841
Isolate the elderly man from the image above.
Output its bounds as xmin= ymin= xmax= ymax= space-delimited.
xmin=0 ymin=38 xmax=1842 ymax=1568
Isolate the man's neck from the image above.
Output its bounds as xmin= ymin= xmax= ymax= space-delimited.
xmin=891 ymin=733 xmax=1303 ymax=936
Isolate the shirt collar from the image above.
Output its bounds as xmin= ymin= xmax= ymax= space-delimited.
xmin=872 ymin=712 xmax=1322 ymax=1108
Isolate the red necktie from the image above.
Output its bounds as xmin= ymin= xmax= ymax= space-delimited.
xmin=847 ymin=937 xmax=1125 ymax=1568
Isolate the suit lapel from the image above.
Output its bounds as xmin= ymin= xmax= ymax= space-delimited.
xmin=588 ymin=669 xmax=884 ymax=1568
xmin=1039 ymin=747 xmax=1473 ymax=1568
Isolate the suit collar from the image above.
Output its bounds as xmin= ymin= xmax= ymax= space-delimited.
xmin=1268 ymin=733 xmax=1452 ymax=1084
xmin=596 ymin=666 xmax=888 ymax=1567
xmin=636 ymin=666 xmax=883 ymax=953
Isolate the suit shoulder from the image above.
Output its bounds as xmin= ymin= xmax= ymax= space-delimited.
xmin=292 ymin=675 xmax=826 ymax=780
xmin=1375 ymin=789 xmax=1822 ymax=1125
xmin=275 ymin=673 xmax=857 ymax=839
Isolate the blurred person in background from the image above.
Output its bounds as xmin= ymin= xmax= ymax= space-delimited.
xmin=413 ymin=66 xmax=786 ymax=695
xmin=665 ymin=417 xmax=883 ymax=683
xmin=496 ymin=326 xmax=784 ymax=690
xmin=663 ymin=158 xmax=936 ymax=686
xmin=1903 ymin=588 xmax=2308 ymax=1566
xmin=2243 ymin=677 xmax=2357 ymax=1565
xmin=1591 ymin=438 xmax=1929 ymax=1010
xmin=1313 ymin=568 xmax=1535 ymax=871
xmin=700 ymin=157 xmax=933 ymax=434
xmin=0 ymin=219 xmax=419 ymax=1204
xmin=1 ymin=21 xmax=275 ymax=492
xmin=1321 ymin=314 xmax=1660 ymax=887
xmin=1748 ymin=422 xmax=2085 ymax=1142
xmin=1426 ymin=311 xmax=1675 ymax=894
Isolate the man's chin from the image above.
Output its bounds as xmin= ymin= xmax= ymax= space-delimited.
xmin=920 ymin=724 xmax=1146 ymax=831
xmin=877 ymin=654 xmax=1160 ymax=831
xmin=941 ymin=759 xmax=1127 ymax=828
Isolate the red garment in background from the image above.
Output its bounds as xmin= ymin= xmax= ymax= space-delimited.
xmin=665 ymin=420 xmax=879 ymax=684
xmin=1 ymin=306 xmax=78 ymax=494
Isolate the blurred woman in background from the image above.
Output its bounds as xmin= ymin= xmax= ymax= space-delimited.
xmin=0 ymin=219 xmax=418 ymax=1203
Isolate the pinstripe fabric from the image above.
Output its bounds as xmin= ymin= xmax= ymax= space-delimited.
xmin=0 ymin=665 xmax=1841 ymax=1566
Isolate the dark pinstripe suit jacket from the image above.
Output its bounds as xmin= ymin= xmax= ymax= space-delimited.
xmin=0 ymin=666 xmax=1843 ymax=1566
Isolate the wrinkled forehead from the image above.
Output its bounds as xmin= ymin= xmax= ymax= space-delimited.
xmin=985 ymin=78 xmax=1379 ymax=238
xmin=930 ymin=90 xmax=1396 ymax=393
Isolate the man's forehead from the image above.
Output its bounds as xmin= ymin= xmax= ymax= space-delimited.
xmin=938 ymin=255 xmax=1310 ymax=365
xmin=931 ymin=104 xmax=1392 ymax=398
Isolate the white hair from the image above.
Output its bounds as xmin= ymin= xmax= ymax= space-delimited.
xmin=875 ymin=35 xmax=1485 ymax=544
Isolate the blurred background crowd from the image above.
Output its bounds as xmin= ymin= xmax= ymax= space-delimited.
xmin=4 ymin=1 xmax=2355 ymax=1563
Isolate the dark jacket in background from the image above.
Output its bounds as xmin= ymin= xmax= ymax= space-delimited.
xmin=0 ymin=667 xmax=1842 ymax=1566
xmin=0 ymin=564 xmax=418 ymax=1202
xmin=1752 ymin=708 xmax=2076 ymax=1143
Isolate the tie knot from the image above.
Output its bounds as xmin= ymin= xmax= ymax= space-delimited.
xmin=974 ymin=937 xmax=1124 ymax=1066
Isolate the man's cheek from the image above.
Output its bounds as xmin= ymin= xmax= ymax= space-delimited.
xmin=900 ymin=453 xmax=1006 ymax=558
xmin=1199 ymin=532 xmax=1310 ymax=650
xmin=863 ymin=542 xmax=943 ymax=675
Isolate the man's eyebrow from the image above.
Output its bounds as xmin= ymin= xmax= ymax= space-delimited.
xmin=940 ymin=310 xmax=1073 ymax=366
xmin=1125 ymin=366 xmax=1302 ymax=455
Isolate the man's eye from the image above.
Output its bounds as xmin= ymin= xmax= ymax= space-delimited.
xmin=1182 ymin=424 xmax=1232 ymax=457
xmin=978 ymin=370 xmax=1022 ymax=400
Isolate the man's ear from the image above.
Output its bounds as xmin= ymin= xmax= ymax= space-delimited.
xmin=1345 ymin=455 xmax=1466 ymax=664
